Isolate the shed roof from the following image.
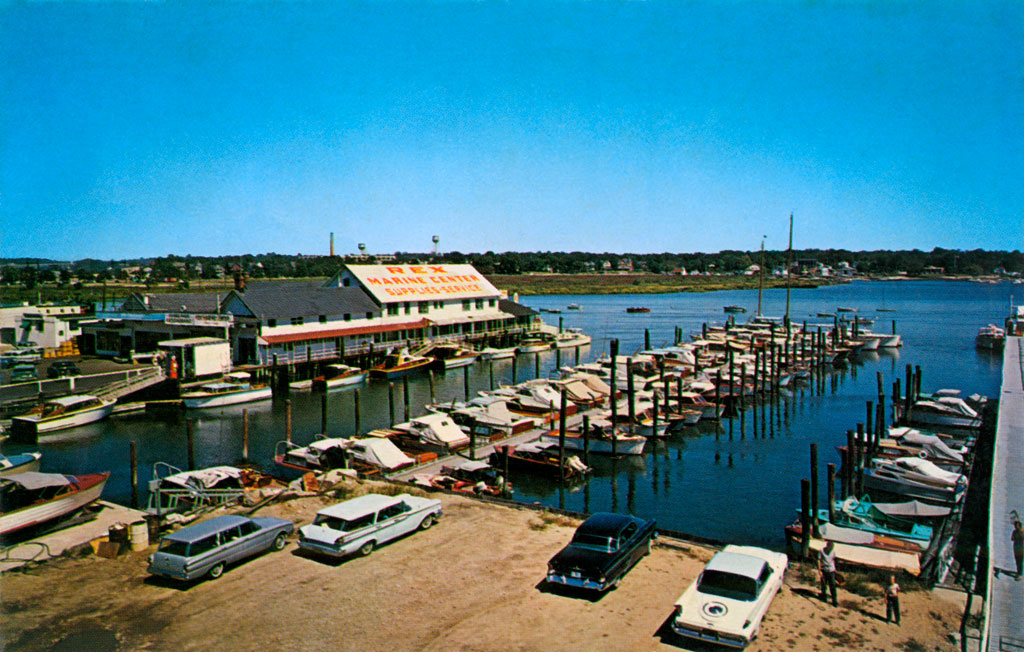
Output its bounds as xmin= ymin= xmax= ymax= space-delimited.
xmin=226 ymin=282 xmax=379 ymax=321
xmin=499 ymin=299 xmax=538 ymax=318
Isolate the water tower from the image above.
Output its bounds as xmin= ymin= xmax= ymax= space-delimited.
xmin=432 ymin=235 xmax=440 ymax=257
xmin=358 ymin=243 xmax=366 ymax=258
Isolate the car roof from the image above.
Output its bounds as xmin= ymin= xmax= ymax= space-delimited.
xmin=163 ymin=515 xmax=252 ymax=542
xmin=706 ymin=551 xmax=769 ymax=580
xmin=315 ymin=493 xmax=404 ymax=519
xmin=577 ymin=512 xmax=637 ymax=536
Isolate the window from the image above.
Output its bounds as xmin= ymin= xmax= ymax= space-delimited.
xmin=387 ymin=305 xmax=399 ymax=316
xmin=291 ymin=317 xmax=304 ymax=326
xmin=404 ymin=302 xmax=412 ymax=315
xmin=434 ymin=301 xmax=443 ymax=309
xmin=344 ymin=313 xmax=351 ymax=322
xmin=267 ymin=319 xmax=277 ymax=327
xmin=319 ymin=315 xmax=327 ymax=324
xmin=475 ymin=298 xmax=484 ymax=309
xmin=239 ymin=521 xmax=259 ymax=536
xmin=488 ymin=298 xmax=496 ymax=308
xmin=378 ymin=502 xmax=409 ymax=520
xmin=462 ymin=300 xmax=471 ymax=311
xmin=366 ymin=312 xmax=373 ymax=320
xmin=190 ymin=536 xmax=219 ymax=555
xmin=342 ymin=278 xmax=351 ymax=287
xmin=418 ymin=301 xmax=429 ymax=314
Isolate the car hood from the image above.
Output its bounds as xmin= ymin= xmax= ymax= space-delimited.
xmin=674 ymin=585 xmax=757 ymax=634
xmin=548 ymin=544 xmax=612 ymax=574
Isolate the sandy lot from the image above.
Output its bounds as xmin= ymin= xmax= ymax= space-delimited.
xmin=1 ymin=484 xmax=964 ymax=652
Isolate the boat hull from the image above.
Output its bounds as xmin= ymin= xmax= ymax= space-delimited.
xmin=0 ymin=454 xmax=42 ymax=478
xmin=11 ymin=402 xmax=114 ymax=435
xmin=538 ymin=434 xmax=646 ymax=456
xmin=370 ymin=360 xmax=433 ymax=380
xmin=314 ymin=372 xmax=368 ymax=391
xmin=182 ymin=387 xmax=273 ymax=409
xmin=0 ymin=473 xmax=109 ymax=537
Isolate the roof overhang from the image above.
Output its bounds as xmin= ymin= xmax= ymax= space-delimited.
xmin=260 ymin=319 xmax=430 ymax=345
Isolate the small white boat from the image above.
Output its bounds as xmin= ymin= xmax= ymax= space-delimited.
xmin=276 ymin=436 xmax=415 ymax=476
xmin=312 ymin=364 xmax=367 ymax=391
xmin=11 ymin=395 xmax=115 ymax=436
xmin=182 ymin=372 xmax=273 ymax=409
xmin=908 ymin=396 xmax=981 ymax=430
xmin=1 ymin=471 xmax=110 ymax=537
xmin=517 ymin=336 xmax=553 ymax=354
xmin=480 ymin=346 xmax=517 ymax=360
xmin=0 ymin=452 xmax=42 ymax=478
xmin=539 ymin=419 xmax=647 ymax=456
xmin=554 ymin=328 xmax=592 ymax=348
xmin=428 ymin=345 xmax=479 ymax=371
xmin=376 ymin=412 xmax=471 ymax=454
xmin=975 ymin=324 xmax=1006 ymax=350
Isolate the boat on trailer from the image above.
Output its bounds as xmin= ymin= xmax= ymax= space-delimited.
xmin=1 ymin=471 xmax=110 ymax=539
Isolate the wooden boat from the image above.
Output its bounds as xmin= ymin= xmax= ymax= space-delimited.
xmin=723 ymin=305 xmax=746 ymax=314
xmin=275 ymin=436 xmax=418 ymax=478
xmin=554 ymin=328 xmax=591 ymax=348
xmin=368 ymin=413 xmax=471 ymax=455
xmin=625 ymin=307 xmax=650 ymax=313
xmin=311 ymin=364 xmax=367 ymax=391
xmin=975 ymin=324 xmax=1006 ymax=351
xmin=10 ymin=394 xmax=115 ymax=437
xmin=0 ymin=452 xmax=42 ymax=478
xmin=539 ymin=420 xmax=647 ymax=456
xmin=1 ymin=471 xmax=109 ymax=538
xmin=428 ymin=345 xmax=479 ymax=371
xmin=566 ymin=303 xmax=581 ymax=310
xmin=490 ymin=441 xmax=590 ymax=480
xmin=479 ymin=346 xmax=517 ymax=360
xmin=369 ymin=350 xmax=433 ymax=379
xmin=182 ymin=372 xmax=273 ymax=409
xmin=907 ymin=396 xmax=981 ymax=430
xmin=516 ymin=336 xmax=553 ymax=354
xmin=412 ymin=459 xmax=508 ymax=497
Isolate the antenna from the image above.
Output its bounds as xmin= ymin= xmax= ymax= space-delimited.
xmin=432 ymin=235 xmax=440 ymax=257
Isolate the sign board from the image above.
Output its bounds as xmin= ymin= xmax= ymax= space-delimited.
xmin=344 ymin=264 xmax=500 ymax=302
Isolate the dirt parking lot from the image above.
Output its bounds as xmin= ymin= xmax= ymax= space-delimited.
xmin=1 ymin=483 xmax=965 ymax=652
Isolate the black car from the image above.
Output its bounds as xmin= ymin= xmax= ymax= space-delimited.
xmin=546 ymin=512 xmax=657 ymax=592
xmin=46 ymin=361 xmax=81 ymax=378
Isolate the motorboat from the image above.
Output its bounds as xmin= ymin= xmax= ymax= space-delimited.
xmin=181 ymin=372 xmax=273 ymax=409
xmin=975 ymin=324 xmax=1006 ymax=351
xmin=375 ymin=412 xmax=471 ymax=454
xmin=1 ymin=471 xmax=109 ymax=538
xmin=447 ymin=395 xmax=540 ymax=436
xmin=146 ymin=463 xmax=280 ymax=515
xmin=723 ymin=305 xmax=746 ymax=314
xmin=10 ymin=394 xmax=115 ymax=437
xmin=818 ymin=496 xmax=934 ymax=545
xmin=625 ymin=307 xmax=650 ymax=313
xmin=539 ymin=419 xmax=647 ymax=456
xmin=516 ymin=336 xmax=554 ymax=354
xmin=879 ymin=427 xmax=967 ymax=464
xmin=566 ymin=303 xmax=581 ymax=311
xmin=489 ymin=441 xmax=590 ymax=480
xmin=412 ymin=459 xmax=508 ymax=497
xmin=859 ymin=331 xmax=902 ymax=348
xmin=554 ymin=328 xmax=591 ymax=348
xmin=908 ymin=396 xmax=981 ymax=430
xmin=862 ymin=457 xmax=967 ymax=505
xmin=479 ymin=346 xmax=517 ymax=360
xmin=275 ymin=436 xmax=416 ymax=477
xmin=488 ymin=380 xmax=566 ymax=415
xmin=0 ymin=452 xmax=42 ymax=478
xmin=784 ymin=519 xmax=926 ymax=554
xmin=428 ymin=345 xmax=479 ymax=371
xmin=311 ymin=364 xmax=367 ymax=391
xmin=369 ymin=349 xmax=433 ymax=379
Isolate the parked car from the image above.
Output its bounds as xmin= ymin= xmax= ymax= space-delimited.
xmin=546 ymin=512 xmax=657 ymax=592
xmin=47 ymin=360 xmax=82 ymax=378
xmin=147 ymin=514 xmax=294 ymax=581
xmin=671 ymin=545 xmax=788 ymax=648
xmin=10 ymin=364 xmax=38 ymax=383
xmin=297 ymin=493 xmax=441 ymax=558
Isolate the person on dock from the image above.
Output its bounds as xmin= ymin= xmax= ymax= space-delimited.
xmin=1012 ymin=520 xmax=1023 ymax=580
xmin=885 ymin=574 xmax=901 ymax=625
xmin=818 ymin=541 xmax=838 ymax=607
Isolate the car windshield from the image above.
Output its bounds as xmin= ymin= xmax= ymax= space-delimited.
xmin=158 ymin=540 xmax=191 ymax=556
xmin=571 ymin=533 xmax=615 ymax=551
xmin=697 ymin=570 xmax=759 ymax=601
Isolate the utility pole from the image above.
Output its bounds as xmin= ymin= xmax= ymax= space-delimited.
xmin=785 ymin=213 xmax=793 ymax=321
xmin=757 ymin=236 xmax=766 ymax=316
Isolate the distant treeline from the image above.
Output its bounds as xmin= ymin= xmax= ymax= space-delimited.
xmin=2 ymin=247 xmax=1022 ymax=288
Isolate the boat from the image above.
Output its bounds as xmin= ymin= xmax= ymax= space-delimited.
xmin=539 ymin=419 xmax=647 ymax=456
xmin=275 ymin=436 xmax=418 ymax=477
xmin=862 ymin=457 xmax=967 ymax=505
xmin=879 ymin=427 xmax=967 ymax=464
xmin=10 ymin=394 xmax=115 ymax=437
xmin=146 ymin=463 xmax=280 ymax=515
xmin=837 ymin=307 xmax=858 ymax=313
xmin=516 ymin=336 xmax=554 ymax=354
xmin=440 ymin=395 xmax=540 ymax=436
xmin=0 ymin=452 xmax=42 ymax=478
xmin=625 ymin=307 xmax=650 ymax=313
xmin=181 ymin=372 xmax=273 ymax=409
xmin=412 ymin=459 xmax=508 ymax=496
xmin=489 ymin=441 xmax=590 ymax=480
xmin=554 ymin=328 xmax=592 ymax=348
xmin=907 ymin=396 xmax=981 ymax=430
xmin=859 ymin=331 xmax=902 ymax=348
xmin=818 ymin=496 xmax=934 ymax=545
xmin=975 ymin=324 xmax=1006 ymax=351
xmin=566 ymin=303 xmax=581 ymax=310
xmin=369 ymin=349 xmax=434 ymax=380
xmin=479 ymin=346 xmax=517 ymax=360
xmin=311 ymin=364 xmax=367 ymax=391
xmin=784 ymin=519 xmax=926 ymax=554
xmin=371 ymin=412 xmax=471 ymax=454
xmin=428 ymin=345 xmax=479 ymax=371
xmin=1 ymin=471 xmax=110 ymax=538
xmin=723 ymin=305 xmax=746 ymax=314
xmin=488 ymin=380 xmax=567 ymax=415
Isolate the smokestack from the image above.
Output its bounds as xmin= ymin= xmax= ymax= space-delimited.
xmin=330 ymin=232 xmax=335 ymax=257
xmin=233 ymin=268 xmax=246 ymax=292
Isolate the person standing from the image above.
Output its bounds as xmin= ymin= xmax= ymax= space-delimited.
xmin=818 ymin=541 xmax=838 ymax=607
xmin=1012 ymin=520 xmax=1023 ymax=580
xmin=885 ymin=574 xmax=901 ymax=625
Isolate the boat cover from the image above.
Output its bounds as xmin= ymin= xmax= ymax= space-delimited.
xmin=894 ymin=457 xmax=962 ymax=485
xmin=348 ymin=438 xmax=414 ymax=470
xmin=871 ymin=499 xmax=951 ymax=519
xmin=808 ymin=538 xmax=920 ymax=576
xmin=159 ymin=466 xmax=243 ymax=489
xmin=1 ymin=471 xmax=71 ymax=490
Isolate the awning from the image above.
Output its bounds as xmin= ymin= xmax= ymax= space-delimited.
xmin=260 ymin=319 xmax=430 ymax=345
xmin=427 ymin=312 xmax=510 ymax=327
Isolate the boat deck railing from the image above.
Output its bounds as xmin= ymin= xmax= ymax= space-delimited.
xmin=145 ymin=486 xmax=250 ymax=518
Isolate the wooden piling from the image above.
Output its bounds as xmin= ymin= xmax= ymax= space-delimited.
xmin=558 ymin=390 xmax=567 ymax=474
xmin=130 ymin=440 xmax=138 ymax=510
xmin=469 ymin=427 xmax=476 ymax=461
xmin=512 ymin=356 xmax=517 ymax=384
xmin=800 ymin=478 xmax=811 ymax=559
xmin=321 ymin=392 xmax=328 ymax=433
xmin=839 ymin=447 xmax=849 ymax=498
xmin=489 ymin=359 xmax=494 ymax=390
xmin=914 ymin=365 xmax=922 ymax=401
xmin=463 ymin=365 xmax=470 ymax=401
xmin=402 ymin=375 xmax=410 ymax=421
xmin=810 ymin=443 xmax=820 ymax=537
xmin=626 ymin=358 xmax=636 ymax=430
xmin=904 ymin=364 xmax=913 ymax=423
xmin=582 ymin=415 xmax=591 ymax=466
xmin=242 ymin=409 xmax=249 ymax=460
xmin=652 ymin=393 xmax=660 ymax=439
xmin=428 ymin=370 xmax=436 ymax=403
xmin=644 ymin=328 xmax=651 ymax=351
xmin=866 ymin=401 xmax=874 ymax=452
xmin=186 ymin=418 xmax=195 ymax=470
xmin=388 ymin=382 xmax=395 ymax=426
xmin=534 ymin=352 xmax=540 ymax=378
xmin=354 ymin=388 xmax=361 ymax=435
xmin=502 ymin=446 xmax=510 ymax=496
xmin=845 ymin=430 xmax=855 ymax=497
xmin=827 ymin=463 xmax=836 ymax=523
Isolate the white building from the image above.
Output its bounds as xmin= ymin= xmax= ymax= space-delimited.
xmin=0 ymin=304 xmax=86 ymax=350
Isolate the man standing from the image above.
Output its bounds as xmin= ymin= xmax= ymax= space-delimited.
xmin=1012 ymin=520 xmax=1023 ymax=580
xmin=818 ymin=541 xmax=838 ymax=607
xmin=885 ymin=574 xmax=901 ymax=625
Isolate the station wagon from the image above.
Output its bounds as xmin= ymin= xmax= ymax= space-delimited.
xmin=298 ymin=493 xmax=442 ymax=559
xmin=546 ymin=512 xmax=657 ymax=592
xmin=147 ymin=514 xmax=294 ymax=581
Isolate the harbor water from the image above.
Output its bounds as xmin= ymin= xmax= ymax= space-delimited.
xmin=4 ymin=280 xmax=1015 ymax=548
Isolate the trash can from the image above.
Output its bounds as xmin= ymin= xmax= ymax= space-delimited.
xmin=129 ymin=520 xmax=149 ymax=551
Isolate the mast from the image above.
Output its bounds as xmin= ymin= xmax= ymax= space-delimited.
xmin=757 ymin=236 xmax=765 ymax=316
xmin=785 ymin=213 xmax=793 ymax=320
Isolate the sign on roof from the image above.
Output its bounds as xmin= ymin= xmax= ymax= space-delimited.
xmin=345 ymin=264 xmax=500 ymax=302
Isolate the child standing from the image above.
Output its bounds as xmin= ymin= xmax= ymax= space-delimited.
xmin=885 ymin=574 xmax=901 ymax=625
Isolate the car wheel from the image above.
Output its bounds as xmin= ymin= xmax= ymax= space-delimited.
xmin=359 ymin=540 xmax=375 ymax=557
xmin=273 ymin=533 xmax=287 ymax=551
xmin=208 ymin=563 xmax=225 ymax=579
xmin=419 ymin=514 xmax=435 ymax=530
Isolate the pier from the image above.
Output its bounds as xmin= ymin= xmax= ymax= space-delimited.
xmin=983 ymin=335 xmax=1024 ymax=650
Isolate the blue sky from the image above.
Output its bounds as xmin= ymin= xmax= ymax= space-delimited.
xmin=2 ymin=1 xmax=1022 ymax=260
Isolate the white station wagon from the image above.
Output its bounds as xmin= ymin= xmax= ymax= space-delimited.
xmin=298 ymin=493 xmax=441 ymax=558
xmin=671 ymin=545 xmax=788 ymax=648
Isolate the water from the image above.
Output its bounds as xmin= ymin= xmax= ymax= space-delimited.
xmin=5 ymin=280 xmax=1016 ymax=548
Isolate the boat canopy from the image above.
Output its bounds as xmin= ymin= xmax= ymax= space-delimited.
xmin=1 ymin=471 xmax=72 ymax=490
xmin=46 ymin=395 xmax=102 ymax=408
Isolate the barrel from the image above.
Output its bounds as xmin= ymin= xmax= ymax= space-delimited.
xmin=129 ymin=520 xmax=149 ymax=551
xmin=108 ymin=523 xmax=129 ymax=546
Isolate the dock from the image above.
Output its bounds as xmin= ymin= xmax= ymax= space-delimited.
xmin=983 ymin=335 xmax=1024 ymax=650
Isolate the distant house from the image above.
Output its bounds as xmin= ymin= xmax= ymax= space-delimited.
xmin=922 ymin=266 xmax=945 ymax=275
xmin=834 ymin=262 xmax=857 ymax=278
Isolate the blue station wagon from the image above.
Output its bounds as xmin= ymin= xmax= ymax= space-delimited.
xmin=147 ymin=514 xmax=294 ymax=581
xmin=546 ymin=512 xmax=657 ymax=592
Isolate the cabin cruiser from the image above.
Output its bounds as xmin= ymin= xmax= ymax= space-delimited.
xmin=311 ymin=364 xmax=367 ymax=391
xmin=376 ymin=413 xmax=471 ymax=454
xmin=428 ymin=345 xmax=479 ymax=371
xmin=181 ymin=372 xmax=273 ymax=409
xmin=907 ymin=396 xmax=981 ymax=430
xmin=370 ymin=349 xmax=433 ymax=379
xmin=490 ymin=441 xmax=590 ymax=480
xmin=1 ymin=471 xmax=109 ymax=538
xmin=488 ymin=380 xmax=565 ymax=414
xmin=11 ymin=394 xmax=115 ymax=436
xmin=554 ymin=328 xmax=591 ymax=348
xmin=275 ymin=436 xmax=415 ymax=477
xmin=863 ymin=456 xmax=967 ymax=505
xmin=539 ymin=419 xmax=647 ymax=456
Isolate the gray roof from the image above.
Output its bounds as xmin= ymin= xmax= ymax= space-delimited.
xmin=500 ymin=299 xmax=538 ymax=318
xmin=124 ymin=292 xmax=222 ymax=313
xmin=227 ymin=282 xmax=380 ymax=320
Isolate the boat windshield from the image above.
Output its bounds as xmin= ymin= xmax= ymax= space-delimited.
xmin=697 ymin=570 xmax=758 ymax=601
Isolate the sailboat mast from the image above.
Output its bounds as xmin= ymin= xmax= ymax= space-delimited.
xmin=785 ymin=213 xmax=793 ymax=320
